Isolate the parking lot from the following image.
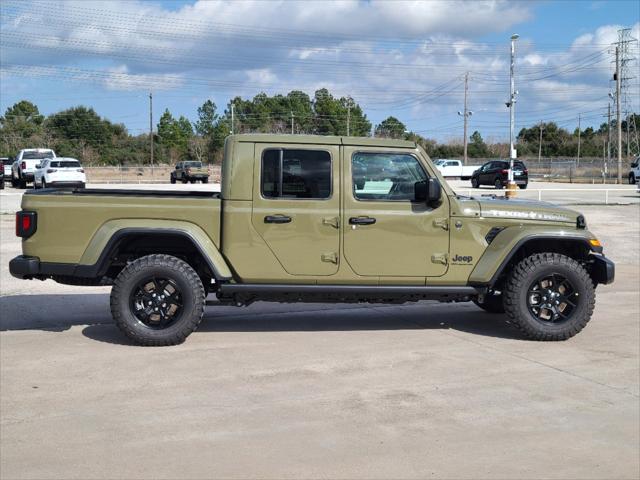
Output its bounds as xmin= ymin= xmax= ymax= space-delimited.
xmin=1 ymin=183 xmax=639 ymax=479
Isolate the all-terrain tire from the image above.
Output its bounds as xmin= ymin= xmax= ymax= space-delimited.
xmin=503 ymin=253 xmax=595 ymax=341
xmin=202 ymin=177 xmax=209 ymax=184
xmin=170 ymin=175 xmax=176 ymax=184
xmin=110 ymin=254 xmax=205 ymax=346
xmin=18 ymin=176 xmax=27 ymax=189
xmin=473 ymin=291 xmax=505 ymax=313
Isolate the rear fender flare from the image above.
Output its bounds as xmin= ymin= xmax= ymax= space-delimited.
xmin=78 ymin=219 xmax=232 ymax=280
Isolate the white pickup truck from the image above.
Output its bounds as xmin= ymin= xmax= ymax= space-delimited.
xmin=11 ymin=148 xmax=56 ymax=188
xmin=629 ymin=157 xmax=640 ymax=184
xmin=434 ymin=159 xmax=480 ymax=180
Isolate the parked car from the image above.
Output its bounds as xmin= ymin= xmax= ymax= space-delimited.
xmin=629 ymin=157 xmax=639 ymax=184
xmin=0 ymin=166 xmax=4 ymax=190
xmin=11 ymin=149 xmax=56 ymax=188
xmin=34 ymin=158 xmax=86 ymax=189
xmin=1 ymin=157 xmax=13 ymax=178
xmin=170 ymin=161 xmax=209 ymax=184
xmin=471 ymin=159 xmax=528 ymax=189
xmin=10 ymin=134 xmax=613 ymax=346
xmin=434 ymin=159 xmax=479 ymax=180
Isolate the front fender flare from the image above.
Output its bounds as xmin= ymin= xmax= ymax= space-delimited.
xmin=469 ymin=226 xmax=599 ymax=286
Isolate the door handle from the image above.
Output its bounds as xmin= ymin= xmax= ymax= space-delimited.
xmin=349 ymin=216 xmax=376 ymax=225
xmin=264 ymin=215 xmax=292 ymax=224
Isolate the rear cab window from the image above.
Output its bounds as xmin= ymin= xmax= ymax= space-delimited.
xmin=261 ymin=149 xmax=332 ymax=199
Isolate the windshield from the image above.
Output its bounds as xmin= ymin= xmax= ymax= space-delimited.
xmin=50 ymin=160 xmax=80 ymax=168
xmin=185 ymin=161 xmax=203 ymax=168
xmin=22 ymin=151 xmax=54 ymax=160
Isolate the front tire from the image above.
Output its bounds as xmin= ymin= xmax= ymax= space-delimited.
xmin=503 ymin=253 xmax=595 ymax=341
xmin=471 ymin=177 xmax=479 ymax=188
xmin=110 ymin=254 xmax=205 ymax=346
xmin=170 ymin=175 xmax=176 ymax=184
xmin=18 ymin=176 xmax=27 ymax=189
xmin=494 ymin=178 xmax=503 ymax=189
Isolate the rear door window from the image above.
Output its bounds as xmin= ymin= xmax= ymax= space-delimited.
xmin=261 ymin=149 xmax=332 ymax=199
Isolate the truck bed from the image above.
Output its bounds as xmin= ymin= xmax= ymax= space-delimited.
xmin=28 ymin=187 xmax=220 ymax=198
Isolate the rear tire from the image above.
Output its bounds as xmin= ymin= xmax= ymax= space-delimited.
xmin=494 ymin=178 xmax=503 ymax=189
xmin=518 ymin=184 xmax=528 ymax=190
xmin=11 ymin=177 xmax=18 ymax=188
xmin=110 ymin=254 xmax=205 ymax=346
xmin=503 ymin=253 xmax=595 ymax=341
xmin=630 ymin=173 xmax=636 ymax=185
xmin=18 ymin=176 xmax=27 ymax=189
xmin=202 ymin=177 xmax=209 ymax=184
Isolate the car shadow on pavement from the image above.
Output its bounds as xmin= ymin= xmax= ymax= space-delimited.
xmin=0 ymin=294 xmax=522 ymax=345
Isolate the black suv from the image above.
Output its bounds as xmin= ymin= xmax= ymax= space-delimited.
xmin=471 ymin=160 xmax=528 ymax=189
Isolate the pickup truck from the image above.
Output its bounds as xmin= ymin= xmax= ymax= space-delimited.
xmin=11 ymin=148 xmax=56 ymax=188
xmin=629 ymin=157 xmax=640 ymax=184
xmin=434 ymin=159 xmax=479 ymax=180
xmin=170 ymin=161 xmax=210 ymax=184
xmin=10 ymin=134 xmax=614 ymax=346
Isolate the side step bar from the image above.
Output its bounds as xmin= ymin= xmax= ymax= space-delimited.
xmin=218 ymin=284 xmax=481 ymax=296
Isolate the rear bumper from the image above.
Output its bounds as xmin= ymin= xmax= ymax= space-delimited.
xmin=591 ymin=255 xmax=615 ymax=285
xmin=9 ymin=255 xmax=41 ymax=279
xmin=9 ymin=255 xmax=76 ymax=279
xmin=47 ymin=181 xmax=85 ymax=188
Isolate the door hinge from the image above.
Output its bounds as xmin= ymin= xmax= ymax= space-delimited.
xmin=431 ymin=253 xmax=448 ymax=265
xmin=322 ymin=216 xmax=340 ymax=229
xmin=321 ymin=252 xmax=339 ymax=264
xmin=433 ymin=218 xmax=449 ymax=231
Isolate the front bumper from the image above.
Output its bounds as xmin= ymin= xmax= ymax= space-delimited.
xmin=591 ymin=254 xmax=615 ymax=285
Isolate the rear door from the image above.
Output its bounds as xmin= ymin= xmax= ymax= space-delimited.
xmin=251 ymin=144 xmax=340 ymax=276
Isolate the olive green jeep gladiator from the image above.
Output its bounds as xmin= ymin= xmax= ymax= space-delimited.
xmin=10 ymin=135 xmax=614 ymax=345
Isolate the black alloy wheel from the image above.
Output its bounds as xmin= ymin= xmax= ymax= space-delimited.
xmin=526 ymin=273 xmax=578 ymax=324
xmin=129 ymin=276 xmax=183 ymax=329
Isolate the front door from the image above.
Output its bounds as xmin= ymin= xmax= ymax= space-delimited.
xmin=343 ymin=147 xmax=450 ymax=278
xmin=251 ymin=144 xmax=340 ymax=276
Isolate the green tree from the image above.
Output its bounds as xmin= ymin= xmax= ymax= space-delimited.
xmin=375 ymin=116 xmax=406 ymax=138
xmin=157 ymin=109 xmax=193 ymax=161
xmin=0 ymin=100 xmax=45 ymax=154
xmin=468 ymin=130 xmax=489 ymax=157
xmin=195 ymin=100 xmax=218 ymax=137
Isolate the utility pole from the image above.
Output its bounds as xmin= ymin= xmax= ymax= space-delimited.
xmin=290 ymin=111 xmax=294 ymax=134
xmin=346 ymin=98 xmax=352 ymax=136
xmin=231 ymin=103 xmax=235 ymax=135
xmin=615 ymin=46 xmax=622 ymax=183
xmin=577 ymin=113 xmax=581 ymax=166
xmin=538 ymin=122 xmax=544 ymax=162
xmin=607 ymin=102 xmax=612 ymax=181
xmin=506 ymin=33 xmax=519 ymax=197
xmin=149 ymin=92 xmax=154 ymax=174
xmin=457 ymin=72 xmax=473 ymax=165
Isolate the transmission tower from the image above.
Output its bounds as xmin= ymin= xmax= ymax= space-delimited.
xmin=611 ymin=28 xmax=639 ymax=159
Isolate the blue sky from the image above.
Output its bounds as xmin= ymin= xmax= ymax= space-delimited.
xmin=1 ymin=0 xmax=638 ymax=142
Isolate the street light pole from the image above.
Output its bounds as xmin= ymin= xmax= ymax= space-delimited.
xmin=506 ymin=33 xmax=519 ymax=198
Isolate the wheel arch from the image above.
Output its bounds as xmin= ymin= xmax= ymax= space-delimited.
xmin=469 ymin=230 xmax=600 ymax=288
xmin=78 ymin=223 xmax=233 ymax=282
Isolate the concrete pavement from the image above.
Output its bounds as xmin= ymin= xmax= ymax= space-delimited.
xmin=1 ymin=202 xmax=638 ymax=479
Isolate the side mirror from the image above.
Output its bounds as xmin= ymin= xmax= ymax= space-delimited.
xmin=414 ymin=178 xmax=442 ymax=205
xmin=35 ymin=164 xmax=42 ymax=169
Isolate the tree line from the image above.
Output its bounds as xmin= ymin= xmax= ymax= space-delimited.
xmin=1 ymin=91 xmax=637 ymax=165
